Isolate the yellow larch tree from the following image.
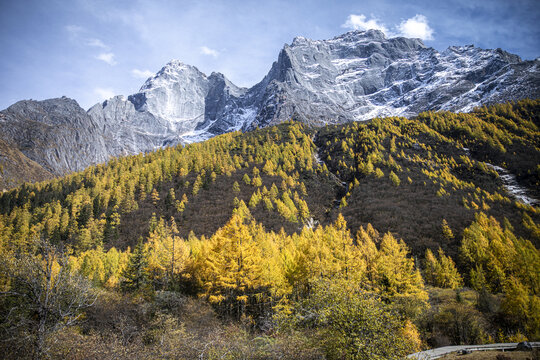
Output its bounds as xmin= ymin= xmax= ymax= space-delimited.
xmin=375 ymin=232 xmax=427 ymax=302
xmin=195 ymin=211 xmax=269 ymax=318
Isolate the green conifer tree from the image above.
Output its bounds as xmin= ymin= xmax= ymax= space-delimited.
xmin=121 ymin=238 xmax=148 ymax=292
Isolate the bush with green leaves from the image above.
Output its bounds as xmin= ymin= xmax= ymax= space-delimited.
xmin=278 ymin=278 xmax=419 ymax=360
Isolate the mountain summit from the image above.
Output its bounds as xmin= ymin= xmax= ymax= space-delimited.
xmin=89 ymin=29 xmax=540 ymax=145
xmin=88 ymin=60 xmax=247 ymax=148
xmin=0 ymin=30 xmax=539 ymax=182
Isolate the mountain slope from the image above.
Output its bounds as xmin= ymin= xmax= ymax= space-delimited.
xmin=0 ymin=100 xmax=538 ymax=357
xmin=1 ymin=99 xmax=538 ymax=255
xmin=0 ymin=138 xmax=53 ymax=190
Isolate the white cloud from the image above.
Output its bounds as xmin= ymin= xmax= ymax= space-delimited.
xmin=131 ymin=69 xmax=154 ymax=79
xmin=341 ymin=14 xmax=435 ymax=41
xmin=87 ymin=38 xmax=108 ymax=49
xmin=94 ymin=87 xmax=116 ymax=101
xmin=96 ymin=52 xmax=117 ymax=65
xmin=200 ymin=46 xmax=219 ymax=57
xmin=341 ymin=14 xmax=389 ymax=35
xmin=397 ymin=14 xmax=434 ymax=40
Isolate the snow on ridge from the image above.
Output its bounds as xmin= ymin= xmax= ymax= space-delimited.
xmin=87 ymin=30 xmax=538 ymax=158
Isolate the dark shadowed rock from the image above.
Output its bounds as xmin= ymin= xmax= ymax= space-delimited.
xmin=516 ymin=341 xmax=532 ymax=351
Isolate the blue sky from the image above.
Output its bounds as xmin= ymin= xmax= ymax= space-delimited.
xmin=1 ymin=0 xmax=539 ymax=110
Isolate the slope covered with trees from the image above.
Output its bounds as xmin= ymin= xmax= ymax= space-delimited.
xmin=0 ymin=99 xmax=539 ymax=359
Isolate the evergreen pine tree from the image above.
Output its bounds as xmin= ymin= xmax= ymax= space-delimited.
xmin=121 ymin=237 xmax=148 ymax=292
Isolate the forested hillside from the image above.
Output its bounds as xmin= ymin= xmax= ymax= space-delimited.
xmin=0 ymin=99 xmax=539 ymax=359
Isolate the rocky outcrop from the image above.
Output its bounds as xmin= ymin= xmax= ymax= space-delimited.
xmin=0 ymin=97 xmax=111 ymax=175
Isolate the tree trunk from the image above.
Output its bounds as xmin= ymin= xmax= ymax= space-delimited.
xmin=34 ymin=318 xmax=46 ymax=360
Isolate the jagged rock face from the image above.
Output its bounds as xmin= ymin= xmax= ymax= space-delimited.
xmin=246 ymin=30 xmax=539 ymax=128
xmin=0 ymin=97 xmax=112 ymax=175
xmin=90 ymin=30 xmax=539 ymax=145
xmin=136 ymin=61 xmax=210 ymax=133
xmin=87 ymin=95 xmax=172 ymax=155
xmin=88 ymin=61 xmax=248 ymax=146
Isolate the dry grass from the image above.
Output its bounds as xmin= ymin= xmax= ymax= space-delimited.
xmin=43 ymin=290 xmax=325 ymax=360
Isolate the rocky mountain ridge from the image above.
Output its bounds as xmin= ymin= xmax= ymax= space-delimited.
xmin=1 ymin=30 xmax=538 ymax=184
xmin=88 ymin=29 xmax=540 ymax=144
xmin=0 ymin=97 xmax=112 ymax=181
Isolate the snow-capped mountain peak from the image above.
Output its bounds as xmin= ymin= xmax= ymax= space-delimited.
xmin=140 ymin=60 xmax=205 ymax=91
xmin=88 ymin=29 xmax=538 ymax=151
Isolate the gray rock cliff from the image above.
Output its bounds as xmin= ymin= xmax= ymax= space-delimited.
xmin=0 ymin=97 xmax=111 ymax=175
xmin=90 ymin=30 xmax=538 ymax=145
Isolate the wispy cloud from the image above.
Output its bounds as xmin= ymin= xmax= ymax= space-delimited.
xmin=131 ymin=69 xmax=154 ymax=79
xmin=65 ymin=25 xmax=115 ymax=64
xmin=94 ymin=87 xmax=116 ymax=101
xmin=397 ymin=14 xmax=434 ymax=41
xmin=86 ymin=38 xmax=108 ymax=49
xmin=200 ymin=46 xmax=219 ymax=57
xmin=342 ymin=13 xmax=435 ymax=41
xmin=342 ymin=14 xmax=389 ymax=34
xmin=96 ymin=52 xmax=117 ymax=65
